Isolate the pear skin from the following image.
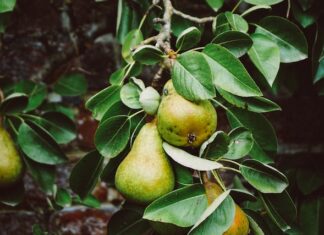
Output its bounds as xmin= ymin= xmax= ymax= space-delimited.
xmin=0 ymin=126 xmax=23 ymax=187
xmin=204 ymin=182 xmax=249 ymax=235
xmin=157 ymin=80 xmax=217 ymax=148
xmin=115 ymin=121 xmax=175 ymax=205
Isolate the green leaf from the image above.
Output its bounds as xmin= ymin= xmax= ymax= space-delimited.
xmin=224 ymin=12 xmax=249 ymax=33
xmin=133 ymin=45 xmax=164 ymax=65
xmin=227 ymin=107 xmax=277 ymax=152
xmin=260 ymin=190 xmax=296 ymax=232
xmin=120 ymin=82 xmax=142 ymax=109
xmin=249 ymin=141 xmax=274 ymax=163
xmin=0 ymin=180 xmax=24 ymax=206
xmin=95 ymin=115 xmax=131 ymax=158
xmin=55 ymin=187 xmax=72 ymax=207
xmin=240 ymin=159 xmax=288 ymax=193
xmin=163 ymin=142 xmax=223 ymax=171
xmin=244 ymin=0 xmax=284 ymax=5
xmin=292 ymin=2 xmax=317 ymax=28
xmin=213 ymin=13 xmax=231 ymax=36
xmin=73 ymin=194 xmax=101 ymax=208
xmin=172 ymin=51 xmax=215 ymax=101
xmin=53 ymin=73 xmax=88 ymax=96
xmin=15 ymin=80 xmax=47 ymax=111
xmin=0 ymin=0 xmax=16 ymax=13
xmin=18 ymin=122 xmax=67 ymax=165
xmin=299 ymin=196 xmax=324 ymax=235
xmin=86 ymin=85 xmax=121 ymax=120
xmin=203 ymin=44 xmax=262 ymax=97
xmin=212 ymin=31 xmax=253 ymax=57
xmin=143 ymin=184 xmax=208 ymax=227
xmin=101 ymin=100 xmax=131 ymax=122
xmin=199 ymin=131 xmax=230 ymax=160
xmin=313 ymin=19 xmax=324 ymax=83
xmin=25 ymin=112 xmax=76 ymax=144
xmin=0 ymin=93 xmax=28 ymax=114
xmin=255 ymin=16 xmax=308 ymax=63
xmin=240 ymin=5 xmax=272 ymax=17
xmin=176 ymin=26 xmax=202 ymax=51
xmin=32 ymin=224 xmax=47 ymax=235
xmin=218 ymin=87 xmax=281 ymax=113
xmin=206 ymin=0 xmax=224 ymax=11
xmin=70 ymin=151 xmax=104 ymax=198
xmin=250 ymin=217 xmax=266 ymax=235
xmin=174 ymin=163 xmax=193 ymax=188
xmin=25 ymin=158 xmax=55 ymax=195
xmin=248 ymin=33 xmax=280 ymax=86
xmin=109 ymin=67 xmax=126 ymax=85
xmin=246 ymin=214 xmax=265 ymax=235
xmin=230 ymin=189 xmax=257 ymax=203
xmin=171 ymin=15 xmax=202 ymax=37
xmin=121 ymin=29 xmax=143 ymax=63
xmin=245 ymin=209 xmax=272 ymax=234
xmin=189 ymin=191 xmax=235 ymax=235
xmin=116 ymin=0 xmax=140 ymax=43
xmin=108 ymin=209 xmax=151 ymax=235
xmin=224 ymin=127 xmax=254 ymax=160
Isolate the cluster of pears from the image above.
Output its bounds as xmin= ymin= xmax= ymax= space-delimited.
xmin=115 ymin=80 xmax=217 ymax=204
xmin=114 ymin=80 xmax=249 ymax=234
xmin=0 ymin=124 xmax=23 ymax=188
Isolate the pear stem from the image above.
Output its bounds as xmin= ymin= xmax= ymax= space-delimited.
xmin=221 ymin=166 xmax=241 ymax=174
xmin=7 ymin=119 xmax=19 ymax=135
xmin=212 ymin=99 xmax=228 ymax=111
xmin=128 ymin=110 xmax=145 ymax=119
xmin=201 ymin=171 xmax=210 ymax=184
xmin=219 ymin=159 xmax=242 ymax=167
xmin=211 ymin=170 xmax=227 ymax=191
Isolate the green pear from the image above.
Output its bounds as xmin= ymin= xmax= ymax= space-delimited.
xmin=0 ymin=125 xmax=23 ymax=187
xmin=157 ymin=80 xmax=217 ymax=148
xmin=115 ymin=121 xmax=175 ymax=205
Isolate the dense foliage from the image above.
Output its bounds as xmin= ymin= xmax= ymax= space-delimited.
xmin=0 ymin=0 xmax=323 ymax=235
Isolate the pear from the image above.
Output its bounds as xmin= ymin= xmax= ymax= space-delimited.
xmin=115 ymin=121 xmax=175 ymax=205
xmin=0 ymin=125 xmax=23 ymax=187
xmin=204 ymin=181 xmax=249 ymax=235
xmin=157 ymin=80 xmax=217 ymax=148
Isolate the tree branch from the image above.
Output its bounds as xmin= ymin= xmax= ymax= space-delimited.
xmin=173 ymin=9 xmax=214 ymax=24
xmin=156 ymin=0 xmax=173 ymax=53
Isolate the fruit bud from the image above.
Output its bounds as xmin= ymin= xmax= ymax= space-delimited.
xmin=139 ymin=87 xmax=161 ymax=115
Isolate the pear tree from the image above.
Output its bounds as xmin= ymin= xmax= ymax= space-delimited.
xmin=72 ymin=0 xmax=312 ymax=234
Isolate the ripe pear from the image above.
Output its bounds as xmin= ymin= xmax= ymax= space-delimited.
xmin=0 ymin=125 xmax=23 ymax=187
xmin=204 ymin=181 xmax=249 ymax=235
xmin=157 ymin=80 xmax=217 ymax=148
xmin=115 ymin=121 xmax=175 ymax=205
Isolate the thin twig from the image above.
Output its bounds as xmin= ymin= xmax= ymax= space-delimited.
xmin=152 ymin=66 xmax=165 ymax=89
xmin=156 ymin=0 xmax=173 ymax=53
xmin=286 ymin=0 xmax=291 ymax=18
xmin=140 ymin=35 xmax=159 ymax=46
xmin=173 ymin=9 xmax=214 ymax=24
xmin=211 ymin=170 xmax=227 ymax=191
xmin=0 ymin=88 xmax=4 ymax=103
xmin=232 ymin=0 xmax=243 ymax=13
